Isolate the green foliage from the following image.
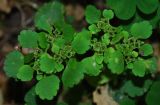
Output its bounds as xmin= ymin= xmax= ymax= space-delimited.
xmin=107 ymin=0 xmax=159 ymax=20
xmin=146 ymin=81 xmax=160 ymax=105
xmin=3 ymin=1 xmax=157 ymax=104
xmin=4 ymin=51 xmax=24 ymax=78
xmin=85 ymin=5 xmax=101 ymax=24
xmin=35 ymin=75 xmax=60 ymax=100
xmin=17 ymin=65 xmax=34 ymax=81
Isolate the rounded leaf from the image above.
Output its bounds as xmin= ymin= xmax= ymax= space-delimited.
xmin=130 ymin=21 xmax=152 ymax=39
xmin=85 ymin=5 xmax=101 ymax=24
xmin=140 ymin=44 xmax=153 ymax=56
xmin=103 ymin=9 xmax=114 ymax=19
xmin=107 ymin=0 xmax=136 ymax=20
xmin=18 ymin=30 xmax=38 ymax=48
xmin=17 ymin=65 xmax=34 ymax=81
xmin=35 ymin=75 xmax=60 ymax=100
xmin=137 ymin=0 xmax=159 ymax=14
xmin=4 ymin=51 xmax=24 ymax=78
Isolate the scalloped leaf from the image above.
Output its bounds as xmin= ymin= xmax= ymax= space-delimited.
xmin=146 ymin=81 xmax=160 ymax=105
xmin=40 ymin=54 xmax=56 ymax=73
xmin=85 ymin=5 xmax=101 ymax=24
xmin=62 ymin=59 xmax=85 ymax=88
xmin=137 ymin=0 xmax=159 ymax=14
xmin=18 ymin=30 xmax=38 ymax=48
xmin=107 ymin=0 xmax=136 ymax=20
xmin=82 ymin=55 xmax=103 ymax=76
xmin=103 ymin=9 xmax=114 ymax=20
xmin=35 ymin=75 xmax=60 ymax=100
xmin=72 ymin=30 xmax=91 ymax=54
xmin=132 ymin=60 xmax=146 ymax=77
xmin=108 ymin=50 xmax=124 ymax=74
xmin=130 ymin=21 xmax=152 ymax=39
xmin=35 ymin=2 xmax=64 ymax=32
xmin=140 ymin=44 xmax=153 ymax=56
xmin=25 ymin=87 xmax=37 ymax=105
xmin=17 ymin=65 xmax=34 ymax=81
xmin=4 ymin=51 xmax=24 ymax=78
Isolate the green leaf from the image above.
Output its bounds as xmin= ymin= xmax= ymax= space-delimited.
xmin=140 ymin=44 xmax=153 ymax=56
xmin=35 ymin=75 xmax=60 ymax=100
xmin=95 ymin=54 xmax=104 ymax=64
xmin=72 ymin=30 xmax=91 ymax=54
xmin=144 ymin=57 xmax=157 ymax=73
xmin=107 ymin=0 xmax=136 ymax=20
xmin=62 ymin=59 xmax=85 ymax=88
xmin=88 ymin=24 xmax=100 ymax=34
xmin=25 ymin=87 xmax=37 ymax=105
xmin=17 ymin=65 xmax=34 ymax=81
xmin=122 ymin=81 xmax=144 ymax=97
xmin=111 ymin=33 xmax=123 ymax=44
xmin=130 ymin=21 xmax=152 ymax=39
xmin=82 ymin=55 xmax=103 ymax=76
xmin=18 ymin=30 xmax=38 ymax=48
xmin=85 ymin=5 xmax=101 ymax=24
xmin=146 ymin=81 xmax=160 ymax=105
xmin=108 ymin=51 xmax=124 ymax=74
xmin=35 ymin=2 xmax=64 ymax=32
xmin=4 ymin=51 xmax=24 ymax=78
xmin=55 ymin=63 xmax=64 ymax=73
xmin=24 ymin=53 xmax=34 ymax=64
xmin=103 ymin=9 xmax=114 ymax=20
xmin=137 ymin=0 xmax=159 ymax=14
xmin=104 ymin=47 xmax=115 ymax=63
xmin=38 ymin=32 xmax=48 ymax=49
xmin=102 ymin=33 xmax=110 ymax=45
xmin=62 ymin=24 xmax=75 ymax=42
xmin=40 ymin=54 xmax=56 ymax=73
xmin=132 ymin=60 xmax=146 ymax=77
xmin=52 ymin=38 xmax=65 ymax=54
xmin=51 ymin=43 xmax=60 ymax=54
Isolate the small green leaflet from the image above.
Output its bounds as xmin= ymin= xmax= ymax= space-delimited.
xmin=35 ymin=75 xmax=60 ymax=100
xmin=52 ymin=37 xmax=65 ymax=54
xmin=25 ymin=87 xmax=37 ymax=105
xmin=130 ymin=21 xmax=152 ymax=39
xmin=62 ymin=59 xmax=85 ymax=88
xmin=40 ymin=54 xmax=56 ymax=73
xmin=4 ymin=51 xmax=24 ymax=78
xmin=108 ymin=51 xmax=124 ymax=74
xmin=103 ymin=9 xmax=114 ymax=20
xmin=144 ymin=57 xmax=157 ymax=73
xmin=104 ymin=47 xmax=115 ymax=64
xmin=132 ymin=59 xmax=146 ymax=77
xmin=17 ymin=65 xmax=34 ymax=81
xmin=72 ymin=30 xmax=91 ymax=54
xmin=140 ymin=44 xmax=153 ymax=56
xmin=82 ymin=55 xmax=103 ymax=76
xmin=38 ymin=32 xmax=48 ymax=49
xmin=85 ymin=5 xmax=101 ymax=24
xmin=88 ymin=24 xmax=100 ymax=34
xmin=18 ymin=30 xmax=38 ymax=48
xmin=62 ymin=24 xmax=75 ymax=42
xmin=101 ymin=33 xmax=110 ymax=45
xmin=146 ymin=81 xmax=160 ymax=105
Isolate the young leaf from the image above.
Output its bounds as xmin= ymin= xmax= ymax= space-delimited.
xmin=146 ymin=81 xmax=160 ymax=105
xmin=38 ymin=32 xmax=48 ymax=49
xmin=132 ymin=60 xmax=146 ymax=77
xmin=62 ymin=59 xmax=85 ymax=88
xmin=25 ymin=87 xmax=37 ymax=105
xmin=18 ymin=30 xmax=38 ymax=48
xmin=102 ymin=33 xmax=110 ymax=45
xmin=103 ymin=9 xmax=114 ymax=20
xmin=17 ymin=65 xmax=34 ymax=81
xmin=35 ymin=75 xmax=60 ymax=100
xmin=88 ymin=24 xmax=100 ymax=34
xmin=144 ymin=57 xmax=157 ymax=73
xmin=140 ymin=44 xmax=153 ymax=56
xmin=85 ymin=5 xmax=101 ymax=24
xmin=72 ymin=30 xmax=91 ymax=54
xmin=4 ymin=51 xmax=24 ymax=78
xmin=137 ymin=0 xmax=159 ymax=14
xmin=108 ymin=51 xmax=124 ymax=74
xmin=82 ymin=55 xmax=103 ymax=76
xmin=104 ymin=47 xmax=115 ymax=64
xmin=40 ymin=54 xmax=56 ymax=73
xmin=130 ymin=21 xmax=152 ymax=39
